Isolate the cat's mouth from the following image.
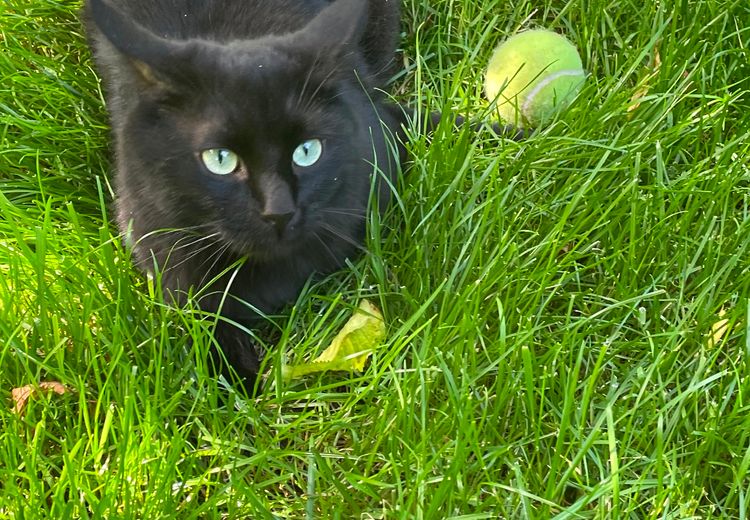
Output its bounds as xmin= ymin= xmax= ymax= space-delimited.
xmin=216 ymin=223 xmax=305 ymax=262
xmin=215 ymin=213 xmax=365 ymax=266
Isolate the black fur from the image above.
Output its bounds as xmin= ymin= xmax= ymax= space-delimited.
xmin=85 ymin=0 xmax=405 ymax=392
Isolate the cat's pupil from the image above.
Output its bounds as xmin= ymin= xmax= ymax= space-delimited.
xmin=292 ymin=139 xmax=322 ymax=168
xmin=201 ymin=148 xmax=239 ymax=175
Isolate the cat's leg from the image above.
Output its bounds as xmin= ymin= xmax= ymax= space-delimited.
xmin=427 ymin=111 xmax=528 ymax=140
xmin=198 ymin=263 xmax=309 ymax=396
xmin=208 ymin=320 xmax=261 ymax=396
xmin=382 ymin=102 xmax=526 ymax=154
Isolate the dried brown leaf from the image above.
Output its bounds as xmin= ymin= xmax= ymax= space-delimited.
xmin=11 ymin=381 xmax=68 ymax=415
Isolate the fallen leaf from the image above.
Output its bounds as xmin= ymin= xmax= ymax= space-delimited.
xmin=707 ymin=308 xmax=730 ymax=349
xmin=11 ymin=381 xmax=68 ymax=415
xmin=628 ymin=47 xmax=662 ymax=114
xmin=282 ymin=299 xmax=386 ymax=381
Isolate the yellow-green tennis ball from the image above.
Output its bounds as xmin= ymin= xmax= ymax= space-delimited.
xmin=485 ymin=29 xmax=584 ymax=127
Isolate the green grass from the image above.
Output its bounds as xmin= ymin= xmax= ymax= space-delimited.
xmin=2 ymin=0 xmax=749 ymax=517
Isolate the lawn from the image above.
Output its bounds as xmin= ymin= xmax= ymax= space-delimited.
xmin=1 ymin=0 xmax=749 ymax=517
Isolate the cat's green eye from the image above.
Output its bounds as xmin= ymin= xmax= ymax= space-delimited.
xmin=292 ymin=139 xmax=323 ymax=168
xmin=201 ymin=148 xmax=239 ymax=175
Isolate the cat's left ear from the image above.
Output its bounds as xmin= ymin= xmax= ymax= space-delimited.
xmin=288 ymin=0 xmax=369 ymax=58
xmin=86 ymin=0 xmax=191 ymax=90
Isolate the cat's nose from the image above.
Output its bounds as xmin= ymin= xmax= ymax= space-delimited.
xmin=258 ymin=174 xmax=296 ymax=234
xmin=262 ymin=211 xmax=294 ymax=234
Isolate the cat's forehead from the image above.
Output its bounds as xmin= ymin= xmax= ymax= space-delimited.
xmin=223 ymin=43 xmax=289 ymax=69
xmin=178 ymin=48 xmax=336 ymax=140
xmin=194 ymin=44 xmax=335 ymax=109
xmin=202 ymin=43 xmax=306 ymax=83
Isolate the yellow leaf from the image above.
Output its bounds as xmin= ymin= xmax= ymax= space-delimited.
xmin=707 ymin=308 xmax=730 ymax=349
xmin=282 ymin=299 xmax=386 ymax=381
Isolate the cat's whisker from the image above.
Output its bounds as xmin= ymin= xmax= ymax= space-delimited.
xmin=298 ymin=64 xmax=341 ymax=112
xmin=153 ymin=229 xmax=225 ymax=272
xmin=318 ymin=223 xmax=367 ymax=254
xmin=168 ymin=232 xmax=223 ymax=253
xmin=132 ymin=228 xmax=220 ymax=272
xmin=164 ymin=232 xmax=219 ymax=254
xmin=196 ymin=242 xmax=235 ymax=289
xmin=166 ymin=239 xmax=227 ymax=286
xmin=320 ymin=208 xmax=368 ymax=219
xmin=372 ymin=57 xmax=397 ymax=83
xmin=304 ymin=89 xmax=349 ymax=112
xmin=295 ymin=56 xmax=321 ymax=111
xmin=146 ymin=222 xmax=222 ymax=239
xmin=160 ymin=239 xmax=221 ymax=273
xmin=312 ymin=230 xmax=341 ymax=264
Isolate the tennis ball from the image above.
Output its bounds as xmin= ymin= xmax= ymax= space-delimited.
xmin=485 ymin=29 xmax=584 ymax=127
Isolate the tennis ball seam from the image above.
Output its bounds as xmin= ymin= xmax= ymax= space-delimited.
xmin=520 ymin=68 xmax=585 ymax=116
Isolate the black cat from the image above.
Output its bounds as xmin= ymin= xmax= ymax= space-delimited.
xmin=85 ymin=0 xmax=406 ymax=392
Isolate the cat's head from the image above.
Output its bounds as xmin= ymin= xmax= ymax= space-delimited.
xmin=88 ymin=0 xmax=401 ymax=267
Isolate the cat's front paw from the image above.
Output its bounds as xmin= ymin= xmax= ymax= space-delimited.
xmin=209 ymin=322 xmax=261 ymax=395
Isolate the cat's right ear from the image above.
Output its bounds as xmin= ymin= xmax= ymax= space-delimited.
xmin=86 ymin=0 xmax=188 ymax=90
xmin=289 ymin=0 xmax=369 ymax=59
